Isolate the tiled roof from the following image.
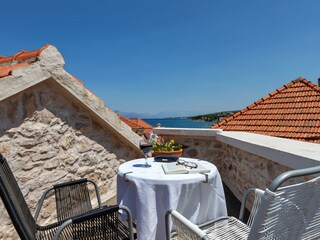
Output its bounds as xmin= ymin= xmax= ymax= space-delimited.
xmin=118 ymin=115 xmax=154 ymax=136
xmin=211 ymin=77 xmax=320 ymax=143
xmin=129 ymin=118 xmax=153 ymax=134
xmin=0 ymin=45 xmax=49 ymax=78
xmin=118 ymin=115 xmax=142 ymax=129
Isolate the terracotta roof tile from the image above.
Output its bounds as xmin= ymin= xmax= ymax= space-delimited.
xmin=212 ymin=78 xmax=320 ymax=143
xmin=118 ymin=115 xmax=154 ymax=136
xmin=0 ymin=62 xmax=29 ymax=78
xmin=0 ymin=45 xmax=50 ymax=78
xmin=118 ymin=115 xmax=142 ymax=129
xmin=129 ymin=118 xmax=153 ymax=134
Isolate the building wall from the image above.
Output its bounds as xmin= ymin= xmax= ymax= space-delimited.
xmin=0 ymin=81 xmax=140 ymax=239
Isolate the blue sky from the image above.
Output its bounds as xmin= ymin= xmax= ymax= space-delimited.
xmin=1 ymin=1 xmax=320 ymax=117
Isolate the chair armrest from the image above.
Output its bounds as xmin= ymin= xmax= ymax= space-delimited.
xmin=239 ymin=188 xmax=264 ymax=224
xmin=34 ymin=186 xmax=54 ymax=222
xmin=53 ymin=205 xmax=134 ymax=240
xmin=166 ymin=210 xmax=209 ymax=240
xmin=268 ymin=165 xmax=320 ymax=191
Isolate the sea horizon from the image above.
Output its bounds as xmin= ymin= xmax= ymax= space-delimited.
xmin=143 ymin=117 xmax=217 ymax=129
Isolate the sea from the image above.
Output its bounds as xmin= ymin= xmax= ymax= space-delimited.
xmin=143 ymin=118 xmax=217 ymax=129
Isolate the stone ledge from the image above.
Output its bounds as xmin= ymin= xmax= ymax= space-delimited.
xmin=153 ymin=128 xmax=320 ymax=170
xmin=153 ymin=127 xmax=222 ymax=137
xmin=216 ymin=131 xmax=320 ymax=170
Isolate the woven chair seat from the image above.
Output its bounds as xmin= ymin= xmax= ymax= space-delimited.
xmin=204 ymin=217 xmax=250 ymax=240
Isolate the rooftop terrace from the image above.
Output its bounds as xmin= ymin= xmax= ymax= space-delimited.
xmin=1 ymin=45 xmax=320 ymax=238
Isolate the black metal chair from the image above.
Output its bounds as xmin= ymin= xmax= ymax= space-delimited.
xmin=0 ymin=153 xmax=134 ymax=240
xmin=34 ymin=178 xmax=102 ymax=222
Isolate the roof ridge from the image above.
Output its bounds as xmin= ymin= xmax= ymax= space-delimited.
xmin=303 ymin=78 xmax=320 ymax=93
xmin=289 ymin=77 xmax=320 ymax=93
xmin=211 ymin=77 xmax=317 ymax=129
xmin=0 ymin=44 xmax=50 ymax=65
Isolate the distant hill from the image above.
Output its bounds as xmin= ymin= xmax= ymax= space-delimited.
xmin=114 ymin=110 xmax=154 ymax=119
xmin=115 ymin=109 xmax=239 ymax=120
xmin=114 ymin=110 xmax=204 ymax=119
xmin=189 ymin=110 xmax=239 ymax=122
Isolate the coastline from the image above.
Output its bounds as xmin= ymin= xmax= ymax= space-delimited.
xmin=143 ymin=118 xmax=216 ymax=129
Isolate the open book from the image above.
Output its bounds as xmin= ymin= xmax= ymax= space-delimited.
xmin=162 ymin=162 xmax=211 ymax=175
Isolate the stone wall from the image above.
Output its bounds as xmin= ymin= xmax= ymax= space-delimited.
xmin=0 ymin=81 xmax=140 ymax=239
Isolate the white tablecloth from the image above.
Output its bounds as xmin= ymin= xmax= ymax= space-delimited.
xmin=117 ymin=157 xmax=227 ymax=240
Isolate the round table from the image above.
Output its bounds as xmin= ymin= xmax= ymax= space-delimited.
xmin=117 ymin=157 xmax=227 ymax=240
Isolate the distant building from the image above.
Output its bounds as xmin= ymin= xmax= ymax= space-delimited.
xmin=218 ymin=116 xmax=227 ymax=122
xmin=128 ymin=118 xmax=153 ymax=138
xmin=118 ymin=115 xmax=153 ymax=138
xmin=212 ymin=77 xmax=320 ymax=144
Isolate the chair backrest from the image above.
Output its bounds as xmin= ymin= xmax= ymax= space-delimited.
xmin=0 ymin=153 xmax=37 ymax=240
xmin=248 ymin=166 xmax=320 ymax=240
xmin=242 ymin=188 xmax=264 ymax=228
xmin=54 ymin=179 xmax=93 ymax=221
xmin=169 ymin=210 xmax=208 ymax=240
